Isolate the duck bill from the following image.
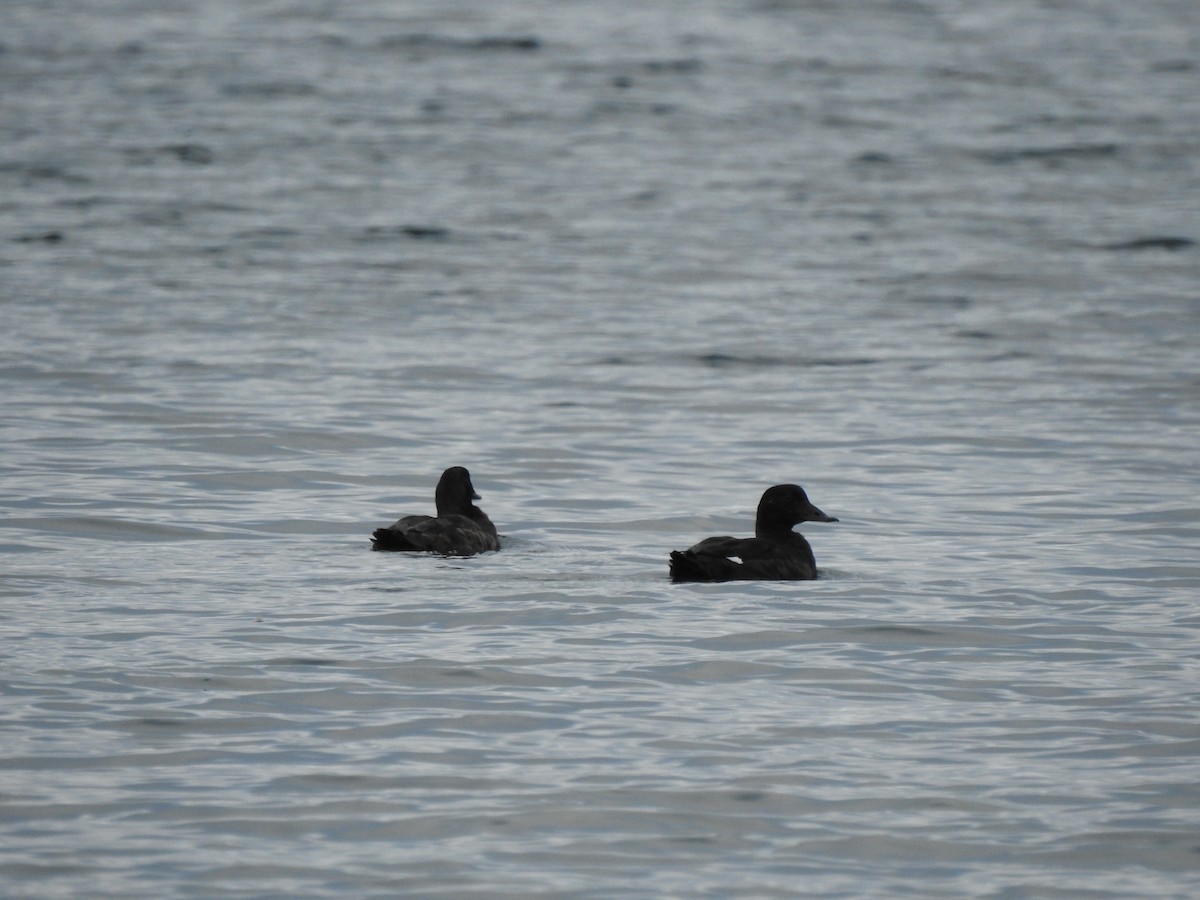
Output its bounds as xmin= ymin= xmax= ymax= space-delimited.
xmin=807 ymin=505 xmax=838 ymax=523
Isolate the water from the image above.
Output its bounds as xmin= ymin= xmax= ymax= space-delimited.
xmin=3 ymin=0 xmax=1199 ymax=896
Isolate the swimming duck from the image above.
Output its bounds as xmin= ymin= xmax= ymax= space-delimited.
xmin=669 ymin=484 xmax=837 ymax=582
xmin=371 ymin=466 xmax=500 ymax=555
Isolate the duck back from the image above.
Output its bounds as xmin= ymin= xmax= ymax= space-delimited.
xmin=372 ymin=512 xmax=498 ymax=555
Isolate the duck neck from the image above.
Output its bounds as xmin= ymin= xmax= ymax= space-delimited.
xmin=435 ymin=492 xmax=472 ymax=518
xmin=755 ymin=514 xmax=798 ymax=541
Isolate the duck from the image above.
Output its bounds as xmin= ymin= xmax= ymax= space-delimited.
xmin=669 ymin=484 xmax=837 ymax=582
xmin=371 ymin=466 xmax=500 ymax=555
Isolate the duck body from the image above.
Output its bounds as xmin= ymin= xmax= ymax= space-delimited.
xmin=669 ymin=484 xmax=836 ymax=583
xmin=372 ymin=466 xmax=500 ymax=556
xmin=670 ymin=532 xmax=819 ymax=582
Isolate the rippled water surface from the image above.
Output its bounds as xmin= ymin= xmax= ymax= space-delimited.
xmin=3 ymin=0 xmax=1199 ymax=896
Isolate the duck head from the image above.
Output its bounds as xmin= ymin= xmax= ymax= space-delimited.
xmin=756 ymin=483 xmax=837 ymax=536
xmin=434 ymin=466 xmax=482 ymax=516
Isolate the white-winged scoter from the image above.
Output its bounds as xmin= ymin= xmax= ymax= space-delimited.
xmin=669 ymin=484 xmax=836 ymax=582
xmin=371 ymin=466 xmax=500 ymax=555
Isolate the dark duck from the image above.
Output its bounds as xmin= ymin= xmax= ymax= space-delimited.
xmin=669 ymin=484 xmax=837 ymax=582
xmin=371 ymin=466 xmax=500 ymax=555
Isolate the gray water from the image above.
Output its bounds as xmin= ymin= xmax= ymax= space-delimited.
xmin=3 ymin=0 xmax=1200 ymax=896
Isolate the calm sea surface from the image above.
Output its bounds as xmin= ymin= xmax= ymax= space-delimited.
xmin=3 ymin=0 xmax=1199 ymax=896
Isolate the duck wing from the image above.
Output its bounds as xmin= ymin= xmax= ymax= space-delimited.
xmin=669 ymin=535 xmax=753 ymax=582
xmin=372 ymin=514 xmax=433 ymax=551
